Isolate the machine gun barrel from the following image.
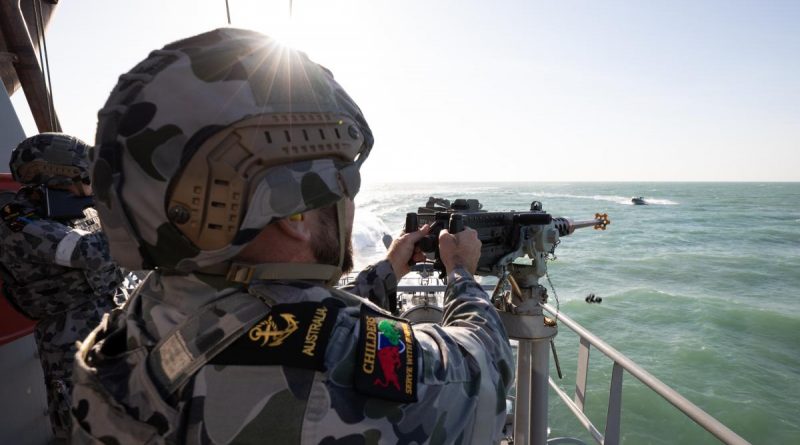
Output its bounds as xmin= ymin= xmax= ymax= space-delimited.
xmin=552 ymin=213 xmax=611 ymax=236
xmin=567 ymin=219 xmax=601 ymax=230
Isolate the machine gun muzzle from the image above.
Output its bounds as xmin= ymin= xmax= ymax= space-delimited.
xmin=551 ymin=213 xmax=611 ymax=236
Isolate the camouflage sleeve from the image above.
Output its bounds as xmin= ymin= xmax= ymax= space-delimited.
xmin=412 ymin=266 xmax=515 ymax=440
xmin=1 ymin=216 xmax=114 ymax=270
xmin=79 ymin=232 xmax=124 ymax=300
xmin=0 ymin=216 xmax=72 ymax=265
xmin=339 ymin=259 xmax=399 ymax=313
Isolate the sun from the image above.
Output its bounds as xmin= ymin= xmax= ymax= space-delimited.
xmin=224 ymin=0 xmax=306 ymax=49
xmin=223 ymin=0 xmax=367 ymax=58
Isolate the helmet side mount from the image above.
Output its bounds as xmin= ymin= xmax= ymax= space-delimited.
xmin=167 ymin=112 xmax=365 ymax=251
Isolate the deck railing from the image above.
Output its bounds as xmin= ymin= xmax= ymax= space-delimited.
xmin=541 ymin=303 xmax=751 ymax=445
xmin=390 ymin=281 xmax=751 ymax=445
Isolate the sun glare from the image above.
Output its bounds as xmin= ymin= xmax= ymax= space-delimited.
xmin=225 ymin=0 xmax=367 ymax=60
xmin=265 ymin=20 xmax=298 ymax=48
xmin=226 ymin=0 xmax=316 ymax=50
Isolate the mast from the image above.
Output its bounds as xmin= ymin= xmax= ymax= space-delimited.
xmin=0 ymin=0 xmax=61 ymax=134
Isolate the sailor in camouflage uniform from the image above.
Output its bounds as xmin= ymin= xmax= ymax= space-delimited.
xmin=0 ymin=133 xmax=123 ymax=440
xmin=72 ymin=28 xmax=514 ymax=444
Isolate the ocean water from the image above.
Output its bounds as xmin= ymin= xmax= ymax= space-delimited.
xmin=352 ymin=182 xmax=800 ymax=445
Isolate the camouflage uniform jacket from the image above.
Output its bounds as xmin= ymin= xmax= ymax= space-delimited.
xmin=0 ymin=188 xmax=122 ymax=437
xmin=72 ymin=262 xmax=514 ymax=444
xmin=340 ymin=260 xmax=399 ymax=314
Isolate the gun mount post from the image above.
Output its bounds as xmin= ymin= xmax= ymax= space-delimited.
xmin=497 ymin=263 xmax=558 ymax=445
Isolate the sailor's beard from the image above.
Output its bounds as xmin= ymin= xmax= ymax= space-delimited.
xmin=312 ymin=205 xmax=354 ymax=274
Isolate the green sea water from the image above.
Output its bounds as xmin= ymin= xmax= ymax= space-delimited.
xmin=354 ymin=182 xmax=800 ymax=444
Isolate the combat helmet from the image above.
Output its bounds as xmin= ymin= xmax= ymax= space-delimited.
xmin=10 ymin=133 xmax=91 ymax=187
xmin=92 ymin=28 xmax=373 ymax=284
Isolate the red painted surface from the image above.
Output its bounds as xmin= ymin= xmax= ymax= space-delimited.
xmin=0 ymin=173 xmax=36 ymax=345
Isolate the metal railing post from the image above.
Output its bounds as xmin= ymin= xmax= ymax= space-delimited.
xmin=604 ymin=362 xmax=624 ymax=445
xmin=575 ymin=337 xmax=591 ymax=412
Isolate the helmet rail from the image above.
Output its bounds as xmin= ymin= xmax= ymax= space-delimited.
xmin=10 ymin=133 xmax=91 ymax=187
xmin=168 ymin=112 xmax=365 ymax=251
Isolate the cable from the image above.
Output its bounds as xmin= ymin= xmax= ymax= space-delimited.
xmin=545 ymin=272 xmax=561 ymax=323
xmin=33 ymin=0 xmax=57 ymax=132
xmin=225 ymin=0 xmax=231 ymax=24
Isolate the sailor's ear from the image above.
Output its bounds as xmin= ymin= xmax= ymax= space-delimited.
xmin=276 ymin=215 xmax=312 ymax=242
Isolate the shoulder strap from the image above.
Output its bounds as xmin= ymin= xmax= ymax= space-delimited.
xmin=328 ymin=286 xmax=369 ymax=308
xmin=147 ymin=292 xmax=270 ymax=398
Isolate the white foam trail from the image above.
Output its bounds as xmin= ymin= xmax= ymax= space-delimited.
xmin=641 ymin=198 xmax=679 ymax=205
xmin=352 ymin=209 xmax=392 ymax=270
xmin=525 ymin=191 xmax=678 ymax=205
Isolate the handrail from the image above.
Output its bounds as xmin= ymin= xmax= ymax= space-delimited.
xmin=548 ymin=377 xmax=604 ymax=444
xmin=385 ymin=277 xmax=750 ymax=444
xmin=542 ymin=303 xmax=751 ymax=445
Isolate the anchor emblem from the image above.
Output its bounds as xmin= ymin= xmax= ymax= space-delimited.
xmin=249 ymin=313 xmax=299 ymax=347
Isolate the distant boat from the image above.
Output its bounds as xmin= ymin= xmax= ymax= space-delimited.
xmin=632 ymin=196 xmax=647 ymax=205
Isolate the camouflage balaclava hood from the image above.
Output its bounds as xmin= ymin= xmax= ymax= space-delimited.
xmin=92 ymin=28 xmax=373 ymax=276
xmin=10 ymin=132 xmax=91 ymax=187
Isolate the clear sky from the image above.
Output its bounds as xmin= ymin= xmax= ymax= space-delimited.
xmin=10 ymin=0 xmax=800 ymax=182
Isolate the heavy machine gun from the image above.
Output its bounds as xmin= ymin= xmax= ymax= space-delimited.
xmin=405 ymin=197 xmax=610 ymax=445
xmin=405 ymin=197 xmax=610 ymax=279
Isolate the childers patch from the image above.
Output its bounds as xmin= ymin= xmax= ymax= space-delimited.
xmin=355 ymin=305 xmax=418 ymax=403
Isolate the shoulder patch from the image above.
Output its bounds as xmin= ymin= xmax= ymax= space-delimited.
xmin=355 ymin=304 xmax=418 ymax=403
xmin=210 ymin=301 xmax=339 ymax=370
xmin=1 ymin=203 xmax=39 ymax=232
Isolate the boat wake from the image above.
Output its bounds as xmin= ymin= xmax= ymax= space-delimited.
xmin=524 ymin=192 xmax=678 ymax=206
xmin=352 ymin=209 xmax=392 ymax=269
xmin=631 ymin=197 xmax=679 ymax=206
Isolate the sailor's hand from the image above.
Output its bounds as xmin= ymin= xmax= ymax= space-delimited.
xmin=439 ymin=227 xmax=481 ymax=275
xmin=387 ymin=224 xmax=430 ymax=278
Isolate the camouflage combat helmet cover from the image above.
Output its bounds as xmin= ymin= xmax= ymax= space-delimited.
xmin=92 ymin=28 xmax=373 ymax=276
xmin=10 ymin=132 xmax=92 ymax=186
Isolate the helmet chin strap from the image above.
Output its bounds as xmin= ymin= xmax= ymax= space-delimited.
xmin=220 ymin=199 xmax=348 ymax=286
xmin=224 ymin=262 xmax=342 ymax=285
xmin=335 ymin=198 xmax=348 ymax=280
